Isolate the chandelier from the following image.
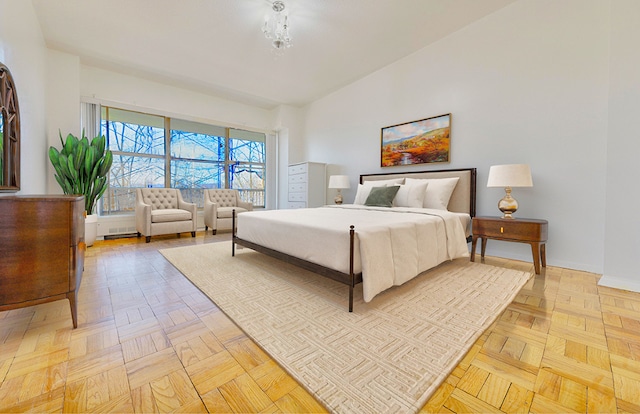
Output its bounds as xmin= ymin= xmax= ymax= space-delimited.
xmin=262 ymin=1 xmax=292 ymax=51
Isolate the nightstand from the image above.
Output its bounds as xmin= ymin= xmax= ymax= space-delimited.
xmin=470 ymin=216 xmax=548 ymax=274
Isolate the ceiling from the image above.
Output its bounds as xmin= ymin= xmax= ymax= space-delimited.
xmin=32 ymin=0 xmax=515 ymax=109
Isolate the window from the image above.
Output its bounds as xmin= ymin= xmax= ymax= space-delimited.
xmin=228 ymin=128 xmax=266 ymax=206
xmin=100 ymin=106 xmax=266 ymax=215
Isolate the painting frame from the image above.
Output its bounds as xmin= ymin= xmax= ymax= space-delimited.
xmin=381 ymin=113 xmax=451 ymax=168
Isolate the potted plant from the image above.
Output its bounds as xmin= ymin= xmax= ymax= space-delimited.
xmin=48 ymin=130 xmax=113 ymax=246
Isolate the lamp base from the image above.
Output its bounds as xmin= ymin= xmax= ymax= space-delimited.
xmin=498 ymin=187 xmax=518 ymax=219
xmin=334 ymin=193 xmax=343 ymax=204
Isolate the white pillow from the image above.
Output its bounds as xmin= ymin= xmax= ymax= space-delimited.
xmin=353 ymin=184 xmax=370 ymax=205
xmin=406 ymin=177 xmax=459 ymax=210
xmin=354 ymin=178 xmax=404 ymax=205
xmin=393 ymin=181 xmax=428 ymax=208
xmin=364 ymin=178 xmax=405 ymax=187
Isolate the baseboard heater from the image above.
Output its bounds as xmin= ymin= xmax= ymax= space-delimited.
xmin=103 ymin=233 xmax=139 ymax=240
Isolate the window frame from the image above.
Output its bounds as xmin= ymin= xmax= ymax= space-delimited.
xmin=100 ymin=106 xmax=266 ymax=215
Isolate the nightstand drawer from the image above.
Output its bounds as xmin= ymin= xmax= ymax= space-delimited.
xmin=473 ymin=217 xmax=548 ymax=242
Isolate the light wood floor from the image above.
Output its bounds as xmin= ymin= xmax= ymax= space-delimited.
xmin=0 ymin=232 xmax=639 ymax=413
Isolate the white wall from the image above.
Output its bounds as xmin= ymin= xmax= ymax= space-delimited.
xmin=45 ymin=49 xmax=80 ymax=194
xmin=0 ymin=0 xmax=48 ymax=195
xmin=599 ymin=0 xmax=640 ymax=291
xmin=302 ymin=0 xmax=611 ymax=274
xmin=80 ymin=66 xmax=274 ymax=133
xmin=271 ymin=104 xmax=307 ymax=208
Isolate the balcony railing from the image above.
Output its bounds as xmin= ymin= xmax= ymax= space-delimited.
xmin=100 ymin=187 xmax=265 ymax=215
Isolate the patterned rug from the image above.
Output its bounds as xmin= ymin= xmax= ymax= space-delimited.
xmin=160 ymin=242 xmax=531 ymax=414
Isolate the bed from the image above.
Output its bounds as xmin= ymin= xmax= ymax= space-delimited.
xmin=232 ymin=168 xmax=476 ymax=311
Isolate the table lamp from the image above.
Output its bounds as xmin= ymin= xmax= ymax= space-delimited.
xmin=328 ymin=175 xmax=350 ymax=204
xmin=486 ymin=164 xmax=533 ymax=219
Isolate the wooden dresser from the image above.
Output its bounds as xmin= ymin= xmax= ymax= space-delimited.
xmin=0 ymin=195 xmax=85 ymax=328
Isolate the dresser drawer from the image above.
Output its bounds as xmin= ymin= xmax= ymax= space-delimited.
xmin=288 ymin=192 xmax=307 ymax=202
xmin=288 ymin=163 xmax=308 ymax=175
xmin=288 ymin=174 xmax=307 ymax=184
xmin=288 ymin=183 xmax=306 ymax=193
xmin=472 ymin=217 xmax=547 ymax=242
xmin=288 ymin=201 xmax=307 ymax=209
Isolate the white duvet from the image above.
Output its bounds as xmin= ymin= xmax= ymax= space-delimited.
xmin=236 ymin=205 xmax=470 ymax=302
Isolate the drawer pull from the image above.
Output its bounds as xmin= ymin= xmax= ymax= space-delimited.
xmin=500 ymin=227 xmax=504 ymax=234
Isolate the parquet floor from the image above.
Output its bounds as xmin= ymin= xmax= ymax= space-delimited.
xmin=0 ymin=232 xmax=638 ymax=413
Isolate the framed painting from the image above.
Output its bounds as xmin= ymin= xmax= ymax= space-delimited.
xmin=381 ymin=113 xmax=451 ymax=167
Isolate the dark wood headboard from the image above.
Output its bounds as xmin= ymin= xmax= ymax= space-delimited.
xmin=359 ymin=168 xmax=477 ymax=216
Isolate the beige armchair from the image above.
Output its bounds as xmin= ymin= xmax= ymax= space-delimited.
xmin=136 ymin=188 xmax=197 ymax=243
xmin=204 ymin=189 xmax=253 ymax=234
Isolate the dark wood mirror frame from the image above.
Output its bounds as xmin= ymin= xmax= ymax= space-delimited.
xmin=0 ymin=61 xmax=20 ymax=192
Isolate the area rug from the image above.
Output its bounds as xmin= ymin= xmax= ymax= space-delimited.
xmin=160 ymin=243 xmax=531 ymax=414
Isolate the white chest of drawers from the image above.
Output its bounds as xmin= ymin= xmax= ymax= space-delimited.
xmin=287 ymin=162 xmax=326 ymax=208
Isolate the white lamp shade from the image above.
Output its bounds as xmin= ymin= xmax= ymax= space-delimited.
xmin=328 ymin=175 xmax=350 ymax=189
xmin=487 ymin=164 xmax=533 ymax=188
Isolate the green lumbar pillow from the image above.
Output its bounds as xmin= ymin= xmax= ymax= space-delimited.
xmin=364 ymin=185 xmax=400 ymax=207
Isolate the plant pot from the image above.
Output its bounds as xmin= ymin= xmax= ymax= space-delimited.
xmin=85 ymin=214 xmax=98 ymax=247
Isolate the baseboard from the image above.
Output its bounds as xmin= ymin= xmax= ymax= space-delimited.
xmin=598 ymin=274 xmax=640 ymax=293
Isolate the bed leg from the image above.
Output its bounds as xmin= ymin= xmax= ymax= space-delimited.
xmin=349 ymin=225 xmax=355 ymax=312
xmin=232 ymin=209 xmax=236 ymax=257
xmin=349 ymin=286 xmax=353 ymax=312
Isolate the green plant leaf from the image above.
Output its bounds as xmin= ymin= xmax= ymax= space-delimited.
xmin=63 ymin=133 xmax=76 ymax=156
xmin=54 ymin=174 xmax=72 ymax=194
xmin=58 ymin=130 xmax=65 ymax=147
xmin=91 ymin=135 xmax=106 ymax=156
xmin=74 ymin=142 xmax=86 ymax=176
xmin=98 ymin=151 xmax=113 ymax=177
xmin=84 ymin=146 xmax=97 ymax=178
xmin=48 ymin=147 xmax=64 ymax=178
xmin=67 ymin=155 xmax=79 ymax=191
xmin=58 ymin=154 xmax=71 ymax=179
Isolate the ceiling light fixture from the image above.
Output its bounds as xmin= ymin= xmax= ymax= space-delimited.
xmin=263 ymin=1 xmax=292 ymax=51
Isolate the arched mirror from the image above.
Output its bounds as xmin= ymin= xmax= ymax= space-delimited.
xmin=0 ymin=61 xmax=20 ymax=192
